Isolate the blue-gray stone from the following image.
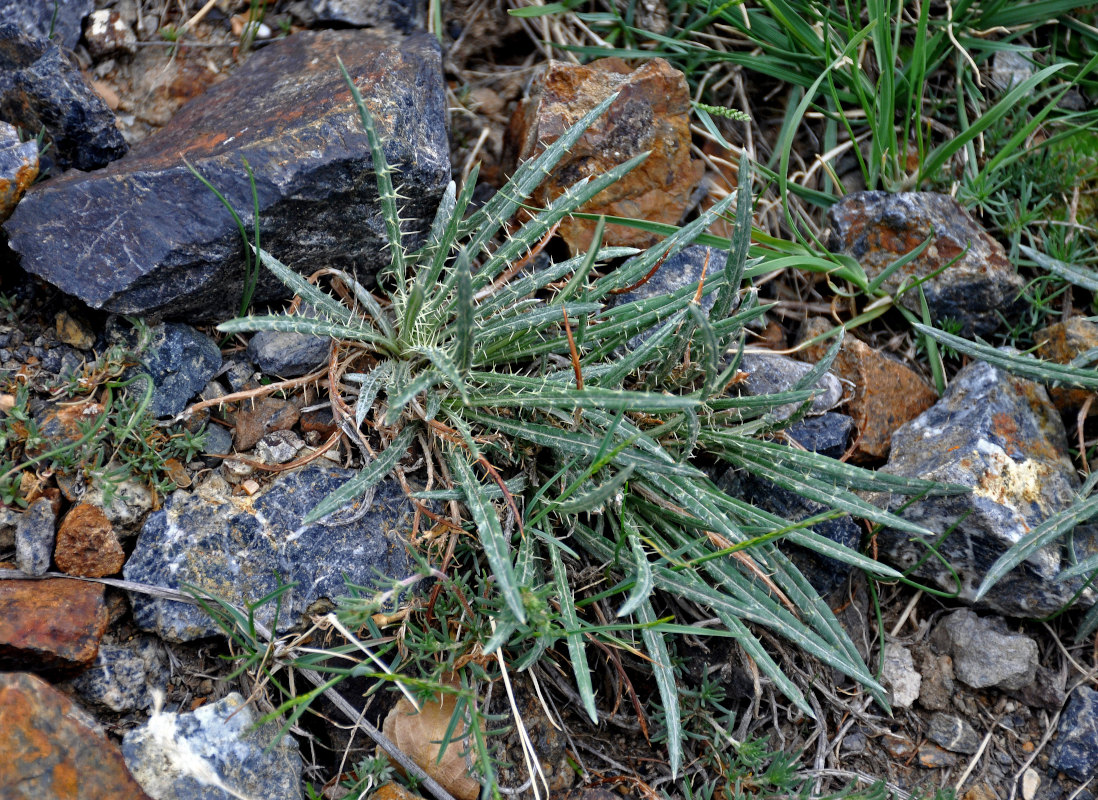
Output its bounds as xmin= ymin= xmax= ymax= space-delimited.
xmin=68 ymin=636 xmax=168 ymax=712
xmin=1050 ymin=686 xmax=1098 ymax=782
xmin=0 ymin=0 xmax=95 ymax=52
xmin=202 ymin=424 xmax=233 ymax=458
xmin=783 ymin=413 xmax=855 ymax=459
xmin=613 ymin=244 xmax=724 ymax=313
xmin=15 ymin=497 xmax=54 ymax=575
xmin=737 ymin=351 xmax=844 ymax=420
xmin=871 ymin=358 xmax=1086 ymax=616
xmin=246 ymin=329 xmax=330 ymax=377
xmin=122 ymin=692 xmax=303 ymax=800
xmin=0 ymin=22 xmax=127 ymax=171
xmin=927 ymin=713 xmax=981 ymax=754
xmin=123 ymin=466 xmax=414 ymax=642
xmin=139 ymin=323 xmax=222 ymax=418
xmin=610 ymin=244 xmax=732 ymax=351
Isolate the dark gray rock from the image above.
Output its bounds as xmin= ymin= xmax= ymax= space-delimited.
xmin=737 ymin=351 xmax=844 ymax=420
xmin=871 ymin=358 xmax=1085 ymax=616
xmin=782 ymin=412 xmax=855 ymax=458
xmin=68 ymin=636 xmax=168 ymax=712
xmin=0 ymin=0 xmax=95 ymax=51
xmin=614 ymin=244 xmax=725 ymax=311
xmin=122 ymin=692 xmax=303 ymax=800
xmin=1050 ymin=686 xmax=1098 ymax=782
xmin=138 ymin=323 xmax=222 ymax=418
xmin=828 ymin=192 xmax=1025 ymax=336
xmin=246 ymin=329 xmax=330 ymax=377
xmin=201 ymin=424 xmax=233 ymax=459
xmin=0 ymin=23 xmax=127 ymax=171
xmin=930 ymin=609 xmax=1037 ymax=690
xmin=307 ymin=0 xmax=425 ymax=32
xmin=721 ymin=468 xmax=862 ymax=596
xmin=123 ymin=465 xmax=414 ymax=642
xmin=0 ymin=119 xmax=38 ymax=222
xmin=4 ymin=29 xmax=449 ymax=320
xmin=15 ymin=497 xmax=55 ymax=575
xmin=927 ymin=712 xmax=981 ymax=754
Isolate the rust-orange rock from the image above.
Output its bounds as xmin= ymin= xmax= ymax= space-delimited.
xmin=507 ymin=57 xmax=703 ymax=254
xmin=0 ymin=671 xmax=153 ymax=799
xmin=54 ymin=503 xmax=125 ymax=578
xmin=0 ymin=578 xmax=108 ymax=673
xmin=799 ymin=318 xmax=937 ymax=462
xmin=1036 ymin=316 xmax=1098 ymax=412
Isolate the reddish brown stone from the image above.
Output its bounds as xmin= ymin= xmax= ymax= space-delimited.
xmin=233 ymin=397 xmax=300 ymax=451
xmin=507 ymin=57 xmax=703 ymax=254
xmin=0 ymin=578 xmax=108 ymax=673
xmin=1036 ymin=316 xmax=1098 ymax=412
xmin=54 ymin=504 xmax=125 ymax=578
xmin=917 ymin=742 xmax=959 ymax=769
xmin=799 ymin=318 xmax=937 ymax=462
xmin=373 ymin=783 xmax=426 ymax=800
xmin=299 ymin=405 xmax=339 ymax=438
xmin=0 ymin=671 xmax=153 ymax=799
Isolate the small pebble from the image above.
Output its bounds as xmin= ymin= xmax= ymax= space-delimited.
xmin=1021 ymin=768 xmax=1040 ymax=800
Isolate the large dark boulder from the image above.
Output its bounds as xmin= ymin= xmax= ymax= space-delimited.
xmin=4 ymin=29 xmax=449 ymax=320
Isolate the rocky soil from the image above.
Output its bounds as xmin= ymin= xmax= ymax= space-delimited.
xmin=1 ymin=1 xmax=1098 ymax=799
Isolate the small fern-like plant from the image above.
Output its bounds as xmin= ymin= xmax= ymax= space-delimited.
xmin=217 ymin=62 xmax=968 ymax=790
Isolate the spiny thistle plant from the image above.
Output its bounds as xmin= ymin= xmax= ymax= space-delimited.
xmin=215 ymin=63 xmax=970 ymax=791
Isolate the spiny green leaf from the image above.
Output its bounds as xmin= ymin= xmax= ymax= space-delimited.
xmin=448 ymin=450 xmax=526 ymax=623
xmin=548 ymin=543 xmax=597 ymax=723
xmin=304 ymin=425 xmax=418 ymax=525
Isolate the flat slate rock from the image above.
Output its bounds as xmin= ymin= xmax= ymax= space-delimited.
xmin=871 ymin=357 xmax=1089 ymax=616
xmin=0 ymin=0 xmax=95 ymax=51
xmin=123 ymin=692 xmax=302 ymax=800
xmin=246 ymin=328 xmax=330 ymax=377
xmin=5 ymin=29 xmax=449 ymax=319
xmin=828 ymin=192 xmax=1025 ymax=336
xmin=124 ymin=465 xmax=415 ymax=641
xmin=0 ymin=22 xmax=127 ymax=171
